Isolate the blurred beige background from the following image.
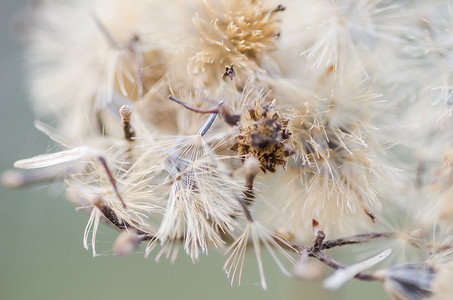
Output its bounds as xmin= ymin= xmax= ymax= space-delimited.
xmin=0 ymin=1 xmax=387 ymax=299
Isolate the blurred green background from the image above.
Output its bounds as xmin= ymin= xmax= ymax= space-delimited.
xmin=0 ymin=1 xmax=388 ymax=299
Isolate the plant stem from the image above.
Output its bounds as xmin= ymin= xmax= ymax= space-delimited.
xmin=321 ymin=232 xmax=397 ymax=250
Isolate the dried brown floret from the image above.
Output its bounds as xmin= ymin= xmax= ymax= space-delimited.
xmin=231 ymin=100 xmax=293 ymax=172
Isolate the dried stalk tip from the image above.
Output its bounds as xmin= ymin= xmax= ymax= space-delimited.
xmin=119 ymin=105 xmax=136 ymax=141
xmin=312 ymin=219 xmax=325 ymax=251
xmin=119 ymin=105 xmax=133 ymax=123
xmin=222 ymin=64 xmax=235 ymax=80
xmin=312 ymin=219 xmax=321 ymax=233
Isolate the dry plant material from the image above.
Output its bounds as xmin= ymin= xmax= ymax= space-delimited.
xmin=5 ymin=0 xmax=453 ymax=298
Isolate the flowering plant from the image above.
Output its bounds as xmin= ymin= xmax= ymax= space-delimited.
xmin=4 ymin=0 xmax=453 ymax=298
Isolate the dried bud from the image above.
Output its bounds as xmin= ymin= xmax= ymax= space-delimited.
xmin=312 ymin=219 xmax=325 ymax=251
xmin=119 ymin=105 xmax=136 ymax=141
xmin=312 ymin=219 xmax=321 ymax=236
xmin=119 ymin=105 xmax=133 ymax=123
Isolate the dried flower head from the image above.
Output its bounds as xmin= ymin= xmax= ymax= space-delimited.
xmin=25 ymin=0 xmax=167 ymax=138
xmin=190 ymin=0 xmax=285 ymax=87
xmin=272 ymin=99 xmax=380 ymax=236
xmin=232 ymin=97 xmax=292 ymax=172
xmin=297 ymin=0 xmax=406 ymax=81
xmin=145 ymin=132 xmax=244 ymax=262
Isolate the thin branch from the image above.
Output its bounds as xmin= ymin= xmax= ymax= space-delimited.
xmin=235 ymin=195 xmax=254 ymax=222
xmin=282 ymin=224 xmax=387 ymax=283
xmin=97 ymin=156 xmax=127 ymax=208
xmin=321 ymin=232 xmax=397 ymax=250
xmin=1 ymin=167 xmax=75 ymax=188
xmin=169 ymin=95 xmax=220 ymax=114
xmin=93 ymin=198 xmax=389 ymax=283
xmin=169 ymin=95 xmax=240 ymax=126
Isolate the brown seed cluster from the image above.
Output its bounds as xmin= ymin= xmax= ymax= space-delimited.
xmin=232 ymin=100 xmax=292 ymax=172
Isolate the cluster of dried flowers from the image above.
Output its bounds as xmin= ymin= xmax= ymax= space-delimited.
xmin=4 ymin=0 xmax=453 ymax=298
